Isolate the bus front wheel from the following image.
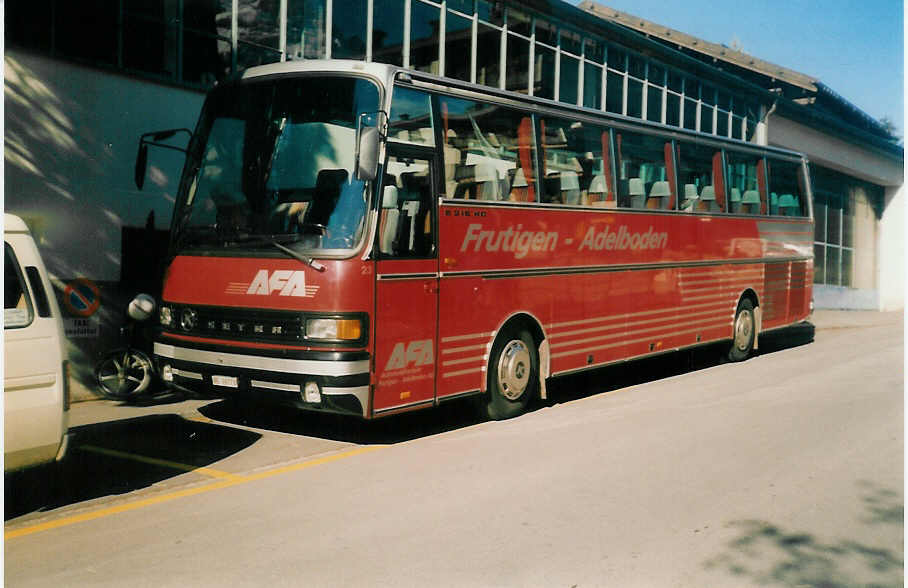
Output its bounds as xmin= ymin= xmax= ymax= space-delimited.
xmin=485 ymin=328 xmax=537 ymax=420
xmin=727 ymin=299 xmax=756 ymax=362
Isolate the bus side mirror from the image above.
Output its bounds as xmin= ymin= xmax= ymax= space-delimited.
xmin=356 ymin=126 xmax=380 ymax=182
xmin=134 ymin=128 xmax=193 ymax=191
xmin=135 ymin=143 xmax=149 ymax=190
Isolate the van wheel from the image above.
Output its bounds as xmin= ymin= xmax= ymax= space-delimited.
xmin=485 ymin=328 xmax=537 ymax=420
xmin=727 ymin=299 xmax=756 ymax=362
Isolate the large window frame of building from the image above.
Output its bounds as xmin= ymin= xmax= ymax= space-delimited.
xmin=7 ymin=0 xmax=760 ymax=140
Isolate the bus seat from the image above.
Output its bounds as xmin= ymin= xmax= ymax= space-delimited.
xmin=629 ymin=178 xmax=646 ymax=208
xmin=408 ymin=129 xmax=427 ymax=144
xmin=741 ymin=190 xmax=760 ymax=214
xmin=561 ymin=171 xmax=580 ymax=205
xmin=777 ymin=194 xmax=799 ymax=216
xmin=588 ymin=174 xmax=609 ymax=206
xmin=543 ymin=174 xmax=562 ymax=203
xmin=697 ymin=185 xmax=717 ymax=212
xmin=453 ymin=164 xmax=475 ymax=199
xmin=729 ymin=188 xmax=742 ymax=213
xmin=474 ymin=162 xmax=500 ymax=200
xmin=769 ymin=192 xmax=779 ymax=215
xmin=682 ymin=184 xmax=699 ymax=211
xmin=379 ymin=185 xmax=399 ymax=255
xmin=647 ymin=181 xmax=671 ymax=210
xmin=443 ymin=144 xmax=461 ymax=183
xmin=309 ymin=169 xmax=348 ymax=225
xmin=509 ymin=167 xmax=532 ymax=202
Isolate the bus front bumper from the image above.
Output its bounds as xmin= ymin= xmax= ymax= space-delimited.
xmin=153 ymin=342 xmax=371 ymax=418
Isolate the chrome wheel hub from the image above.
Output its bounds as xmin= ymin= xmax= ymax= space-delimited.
xmin=734 ymin=309 xmax=754 ymax=352
xmin=497 ymin=339 xmax=531 ymax=401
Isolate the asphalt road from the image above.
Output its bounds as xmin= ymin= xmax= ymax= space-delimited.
xmin=5 ymin=311 xmax=903 ymax=587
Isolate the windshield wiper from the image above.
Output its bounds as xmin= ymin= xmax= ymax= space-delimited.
xmin=221 ymin=233 xmax=327 ymax=272
xmin=268 ymin=238 xmax=326 ymax=272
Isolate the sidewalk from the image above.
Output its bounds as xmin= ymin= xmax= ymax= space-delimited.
xmin=811 ymin=309 xmax=904 ymax=330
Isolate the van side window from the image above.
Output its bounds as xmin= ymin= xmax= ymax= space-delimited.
xmin=25 ymin=266 xmax=52 ymax=317
xmin=4 ymin=243 xmax=33 ymax=328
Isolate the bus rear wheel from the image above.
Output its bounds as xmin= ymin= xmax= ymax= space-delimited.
xmin=485 ymin=328 xmax=537 ymax=420
xmin=727 ymin=298 xmax=756 ymax=362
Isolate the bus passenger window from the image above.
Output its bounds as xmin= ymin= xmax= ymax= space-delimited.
xmin=614 ymin=130 xmax=675 ymax=209
xmin=725 ymin=151 xmax=762 ymax=215
xmin=677 ymin=141 xmax=724 ymax=213
xmin=439 ymin=96 xmax=536 ymax=202
xmin=539 ymin=118 xmax=614 ymax=207
xmin=389 ymin=88 xmax=434 ymax=147
xmin=767 ymin=158 xmax=807 ymax=217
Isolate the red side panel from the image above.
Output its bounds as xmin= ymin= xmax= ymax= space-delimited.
xmin=437 ymin=204 xmax=814 ymax=390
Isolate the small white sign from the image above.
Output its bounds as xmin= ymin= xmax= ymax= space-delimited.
xmin=64 ymin=317 xmax=99 ymax=338
xmin=212 ymin=375 xmax=239 ymax=388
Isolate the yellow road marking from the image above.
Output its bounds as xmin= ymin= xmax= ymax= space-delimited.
xmin=80 ymin=445 xmax=244 ymax=481
xmin=5 ymin=445 xmax=384 ymax=540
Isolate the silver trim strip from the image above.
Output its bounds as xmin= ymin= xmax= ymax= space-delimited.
xmin=172 ymin=368 xmax=203 ymax=380
xmin=443 ymin=366 xmax=485 ymax=379
xmin=552 ymin=319 xmax=731 ymax=359
xmin=377 ymin=273 xmax=439 ymax=280
xmin=251 ymin=380 xmax=302 ymax=392
xmin=372 ymin=398 xmax=435 ymax=415
xmin=546 ymin=299 xmax=729 ymax=330
xmin=154 ymin=343 xmax=370 ymax=377
xmin=441 ymin=342 xmax=487 ymax=354
xmin=440 ymin=330 xmax=494 ymax=343
xmin=439 ymin=256 xmax=811 ymax=280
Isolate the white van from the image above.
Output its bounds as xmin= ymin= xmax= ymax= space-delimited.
xmin=4 ymin=214 xmax=70 ymax=472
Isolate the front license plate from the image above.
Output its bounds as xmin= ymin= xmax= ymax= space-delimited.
xmin=212 ymin=375 xmax=238 ymax=388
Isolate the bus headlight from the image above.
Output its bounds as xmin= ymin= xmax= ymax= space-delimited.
xmin=159 ymin=305 xmax=174 ymax=327
xmin=305 ymin=318 xmax=362 ymax=341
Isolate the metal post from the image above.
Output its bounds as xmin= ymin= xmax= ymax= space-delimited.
xmin=366 ymin=0 xmax=373 ymax=61
xmin=279 ymin=0 xmax=288 ymax=61
xmin=231 ymin=0 xmax=239 ymax=73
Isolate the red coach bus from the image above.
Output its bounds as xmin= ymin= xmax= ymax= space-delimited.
xmin=143 ymin=60 xmax=813 ymax=420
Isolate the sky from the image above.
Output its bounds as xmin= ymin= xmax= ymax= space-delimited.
xmin=570 ymin=0 xmax=905 ymax=137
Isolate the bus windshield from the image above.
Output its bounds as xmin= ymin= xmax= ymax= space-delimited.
xmin=173 ymin=75 xmax=381 ymax=255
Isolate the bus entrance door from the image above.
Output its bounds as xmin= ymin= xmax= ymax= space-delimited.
xmin=372 ymin=150 xmax=439 ymax=416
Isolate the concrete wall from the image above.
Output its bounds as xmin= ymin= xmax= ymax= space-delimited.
xmin=878 ymin=184 xmax=905 ymax=311
xmin=5 ymin=50 xmax=205 ymax=284
xmin=769 ymin=115 xmax=904 ymax=310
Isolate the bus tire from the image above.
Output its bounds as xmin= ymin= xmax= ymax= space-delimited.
xmin=727 ymin=298 xmax=756 ymax=362
xmin=485 ymin=328 xmax=537 ymax=420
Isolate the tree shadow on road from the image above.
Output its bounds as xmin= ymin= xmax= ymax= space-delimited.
xmin=704 ymin=481 xmax=903 ymax=587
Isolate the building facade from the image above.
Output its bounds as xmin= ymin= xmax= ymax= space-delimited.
xmin=4 ymin=0 xmax=903 ymax=376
